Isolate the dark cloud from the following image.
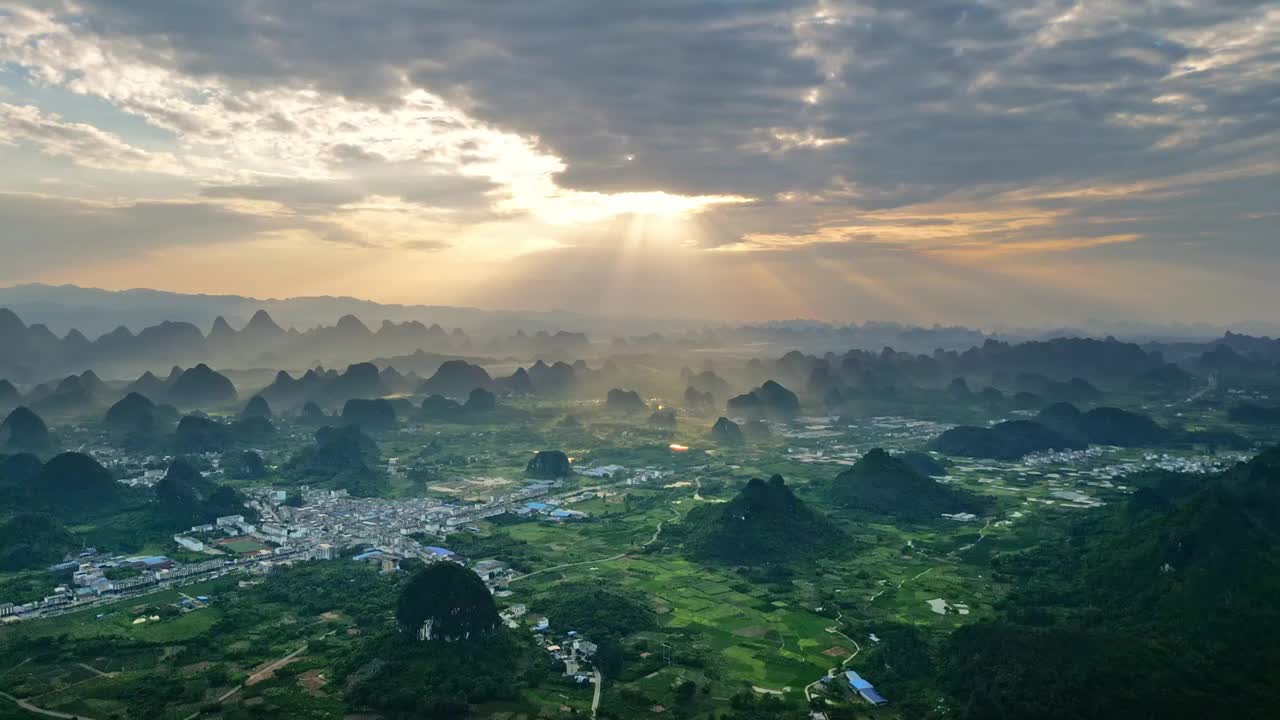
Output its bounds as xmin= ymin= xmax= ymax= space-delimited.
xmin=0 ymin=193 xmax=286 ymax=279
xmin=64 ymin=0 xmax=1276 ymax=214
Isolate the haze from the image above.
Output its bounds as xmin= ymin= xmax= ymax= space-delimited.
xmin=1 ymin=1 xmax=1278 ymax=327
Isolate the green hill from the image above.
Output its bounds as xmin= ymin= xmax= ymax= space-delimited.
xmin=929 ymin=447 xmax=1280 ymax=720
xmin=683 ymin=474 xmax=845 ymax=565
xmin=931 ymin=420 xmax=1084 ymax=460
xmin=1 ymin=406 xmax=50 ymax=451
xmin=104 ymin=392 xmax=160 ymax=435
xmin=282 ymin=425 xmax=386 ymax=496
xmin=29 ymin=452 xmax=123 ymax=514
xmin=396 ymin=562 xmax=500 ymax=642
xmin=831 ymin=449 xmax=990 ymax=520
xmin=0 ymin=513 xmax=78 ymax=571
xmin=154 ymin=458 xmax=254 ymax=530
xmin=526 ymin=450 xmax=571 ymax=479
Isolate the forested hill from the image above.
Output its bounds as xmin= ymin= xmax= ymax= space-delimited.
xmin=924 ymin=447 xmax=1280 ymax=720
xmin=681 ymin=475 xmax=846 ymax=565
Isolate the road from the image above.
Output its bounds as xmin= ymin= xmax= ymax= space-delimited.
xmin=802 ymin=613 xmax=863 ymax=703
xmin=1 ymin=690 xmax=98 ymax=720
xmin=182 ymin=647 xmax=306 ymax=719
xmin=590 ymin=669 xmax=603 ymax=718
xmin=869 ymin=566 xmax=933 ymax=601
xmin=509 ymin=553 xmax=628 ymax=584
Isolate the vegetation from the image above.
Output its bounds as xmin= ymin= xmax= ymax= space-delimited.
xmin=831 ymin=448 xmax=990 ymax=520
xmin=395 ymin=562 xmax=500 ymax=642
xmin=526 ymin=449 xmax=571 ymax=478
xmin=682 ymin=475 xmax=846 ymax=565
xmin=282 ymin=424 xmax=387 ymax=496
xmin=931 ymin=419 xmax=1084 ymax=459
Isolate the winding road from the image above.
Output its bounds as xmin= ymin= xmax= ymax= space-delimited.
xmin=802 ymin=610 xmax=863 ymax=703
xmin=0 ymin=690 xmax=98 ymax=720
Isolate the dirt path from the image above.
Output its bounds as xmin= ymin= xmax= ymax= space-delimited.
xmin=869 ymin=566 xmax=933 ymax=601
xmin=802 ymin=613 xmax=863 ymax=703
xmin=76 ymin=663 xmax=109 ymax=678
xmin=509 ymin=553 xmax=628 ymax=584
xmin=180 ymin=629 xmax=341 ymax=720
xmin=0 ymin=690 xmax=98 ymax=720
xmin=590 ymin=669 xmax=603 ymax=718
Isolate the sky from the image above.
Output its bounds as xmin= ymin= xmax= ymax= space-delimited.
xmin=0 ymin=0 xmax=1277 ymax=328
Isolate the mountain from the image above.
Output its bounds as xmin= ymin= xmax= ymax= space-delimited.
xmin=495 ymin=367 xmax=534 ymax=396
xmin=282 ymin=425 xmax=385 ymax=496
xmin=225 ymin=450 xmax=268 ymax=481
xmin=526 ymin=450 xmax=572 ymax=479
xmin=682 ymin=369 xmax=731 ymax=399
xmin=927 ymin=448 xmax=1280 ymax=720
xmin=682 ymin=475 xmax=845 ymax=565
xmin=0 ymin=513 xmax=78 ymax=571
xmin=154 ymin=458 xmax=255 ymax=530
xmin=726 ymin=380 xmax=800 ymax=420
xmin=29 ymin=452 xmax=122 ymax=514
xmin=167 ymin=364 xmax=238 ymax=408
xmin=463 ymin=387 xmax=497 ymax=414
xmin=0 ymin=379 xmax=19 ymax=409
xmin=397 ymin=562 xmax=500 ymax=642
xmin=709 ymin=416 xmax=744 ymax=445
xmin=605 ymin=388 xmax=646 ymax=412
xmin=174 ymin=415 xmax=232 ymax=453
xmin=341 ymin=398 xmax=399 ymax=432
xmin=1037 ymin=403 xmax=1234 ymax=448
xmin=241 ymin=395 xmax=273 ymax=419
xmin=418 ymin=394 xmax=464 ymax=422
xmin=898 ymin=450 xmax=950 ymax=477
xmin=1 ymin=406 xmax=50 ymax=451
xmin=29 ymin=371 xmax=107 ymax=415
xmin=418 ymin=360 xmax=492 ymax=398
xmin=104 ymin=392 xmax=160 ymax=435
xmin=526 ymin=360 xmax=579 ymax=396
xmin=683 ymin=386 xmax=714 ymax=412
xmin=126 ymin=370 xmax=171 ymax=399
xmin=931 ymin=420 xmax=1085 ymax=460
xmin=298 ymin=400 xmax=328 ymax=425
xmin=831 ymin=449 xmax=989 ymax=520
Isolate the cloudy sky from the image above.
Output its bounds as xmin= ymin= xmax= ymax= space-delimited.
xmin=1 ymin=0 xmax=1277 ymax=327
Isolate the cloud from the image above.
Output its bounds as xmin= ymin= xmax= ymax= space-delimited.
xmin=0 ymin=102 xmax=191 ymax=175
xmin=0 ymin=0 xmax=1277 ymax=324
xmin=0 ymin=191 xmax=287 ymax=279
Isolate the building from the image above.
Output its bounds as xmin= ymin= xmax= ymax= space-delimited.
xmin=423 ymin=546 xmax=456 ymax=562
xmin=215 ymin=515 xmax=245 ymax=527
xmin=174 ymin=535 xmax=205 ymax=552
xmin=844 ymin=671 xmax=888 ymax=706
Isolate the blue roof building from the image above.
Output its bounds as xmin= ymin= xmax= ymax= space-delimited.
xmin=526 ymin=501 xmax=548 ymax=511
xmin=844 ymin=671 xmax=888 ymax=706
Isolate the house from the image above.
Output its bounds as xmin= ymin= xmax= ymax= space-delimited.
xmin=843 ymin=671 xmax=888 ymax=706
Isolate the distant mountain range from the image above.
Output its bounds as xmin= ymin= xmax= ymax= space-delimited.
xmin=0 ymin=305 xmax=590 ymax=384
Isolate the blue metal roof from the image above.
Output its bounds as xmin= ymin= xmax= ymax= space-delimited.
xmin=526 ymin=501 xmax=548 ymax=510
xmin=424 ymin=546 xmax=454 ymax=556
xmin=844 ymin=670 xmax=873 ymax=691
xmin=859 ymin=688 xmax=889 ymax=706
